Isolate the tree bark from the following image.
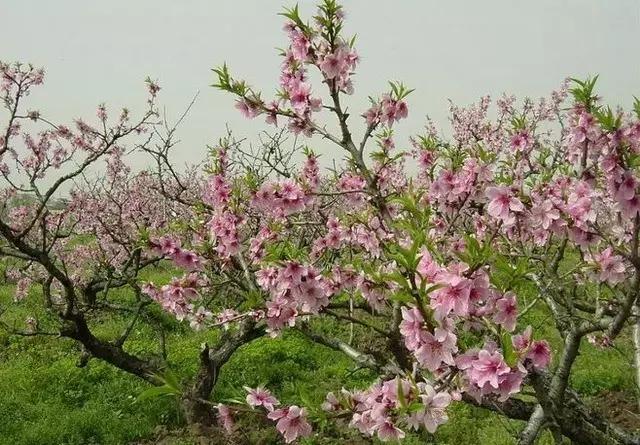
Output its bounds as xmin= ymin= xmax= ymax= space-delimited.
xmin=59 ymin=311 xmax=162 ymax=384
xmin=634 ymin=302 xmax=640 ymax=412
xmin=182 ymin=319 xmax=265 ymax=425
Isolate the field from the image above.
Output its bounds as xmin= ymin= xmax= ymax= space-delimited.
xmin=0 ymin=266 xmax=637 ymax=445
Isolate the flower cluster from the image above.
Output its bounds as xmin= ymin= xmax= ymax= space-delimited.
xmin=322 ymin=378 xmax=451 ymax=441
xmin=142 ymin=273 xmax=206 ymax=322
xmin=150 ymin=236 xmax=202 ymax=271
xmin=207 ymin=210 xmax=241 ymax=258
xmin=364 ymin=94 xmax=409 ymax=127
xmin=217 ymin=387 xmax=312 ymax=444
xmin=203 ymin=174 xmax=231 ymax=207
xmin=251 ymin=179 xmax=307 ymax=217
xmin=256 ymin=262 xmax=333 ymax=335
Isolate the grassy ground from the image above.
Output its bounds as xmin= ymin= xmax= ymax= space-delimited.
xmin=0 ymin=272 xmax=637 ymax=445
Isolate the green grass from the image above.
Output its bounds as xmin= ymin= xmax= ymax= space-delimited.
xmin=0 ymin=275 xmax=636 ymax=445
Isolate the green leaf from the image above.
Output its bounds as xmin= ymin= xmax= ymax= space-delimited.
xmin=501 ymin=331 xmax=518 ymax=368
xmin=389 ymin=291 xmax=414 ymax=304
xmin=136 ymin=385 xmax=178 ymax=402
xmin=160 ymin=369 xmax=181 ymax=392
xmin=396 ymin=377 xmax=407 ymax=409
xmin=222 ymin=398 xmax=246 ymax=406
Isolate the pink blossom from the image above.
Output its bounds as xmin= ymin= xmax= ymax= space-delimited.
xmin=619 ymin=194 xmax=640 ymax=218
xmin=510 ymin=130 xmax=532 ymax=152
xmin=216 ymin=404 xmax=235 ymax=433
xmin=207 ymin=210 xmax=241 ymax=257
xmin=321 ymin=392 xmax=341 ymax=412
xmin=289 ymin=81 xmax=313 ymax=115
xmin=485 ymin=186 xmax=524 ymax=223
xmin=431 ymin=273 xmax=472 ymax=318
xmin=414 ymin=328 xmax=457 ymax=372
xmin=470 ymin=350 xmax=510 ymax=389
xmin=235 ymin=99 xmax=258 ymax=118
xmin=615 ymin=172 xmax=637 ymax=202
xmin=593 ymin=247 xmax=626 ymax=285
xmin=173 ymin=249 xmax=202 ymax=271
xmin=399 ymin=306 xmax=424 ymax=350
xmin=244 ymin=386 xmax=280 ymax=411
xmin=363 ymin=104 xmax=381 ymax=125
xmin=376 ymin=420 xmax=405 ymax=441
xmin=493 ymin=293 xmax=518 ymax=332
xmin=528 ymin=340 xmax=552 ymax=369
xmin=203 ymin=174 xmax=231 ymax=207
xmin=496 ymin=370 xmax=525 ymax=401
xmin=216 ymin=308 xmax=238 ymax=330
xmin=529 ymin=199 xmax=559 ymax=230
xmin=512 ymin=326 xmax=533 ymax=352
xmin=417 ymin=384 xmax=451 ymax=433
xmin=289 ymin=29 xmax=310 ymax=61
xmin=267 ymin=405 xmax=312 ymax=443
xmin=416 ymin=249 xmax=442 ymax=282
xmin=188 ymin=306 xmax=212 ymax=331
xmin=320 ymin=51 xmax=347 ymax=79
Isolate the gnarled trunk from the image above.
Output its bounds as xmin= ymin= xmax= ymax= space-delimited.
xmin=59 ymin=311 xmax=162 ymax=384
xmin=183 ymin=319 xmax=265 ymax=425
xmin=468 ymin=373 xmax=640 ymax=445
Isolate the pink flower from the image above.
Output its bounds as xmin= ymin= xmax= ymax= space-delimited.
xmin=395 ymin=101 xmax=408 ymax=119
xmin=216 ymin=308 xmax=238 ymax=330
xmin=493 ymin=293 xmax=518 ymax=332
xmin=289 ymin=30 xmax=310 ymax=61
xmin=431 ymin=273 xmax=472 ymax=318
xmin=267 ymin=405 xmax=312 ymax=443
xmin=188 ymin=306 xmax=212 ymax=331
xmin=203 ymin=174 xmax=231 ymax=207
xmin=619 ymin=194 xmax=640 ymax=218
xmin=416 ymin=248 xmax=442 ymax=282
xmin=363 ymin=104 xmax=381 ymax=125
xmin=376 ymin=420 xmax=406 ymax=441
xmin=244 ymin=386 xmax=280 ymax=411
xmin=528 ymin=340 xmax=552 ymax=369
xmin=512 ymin=326 xmax=533 ymax=352
xmin=485 ymin=186 xmax=524 ymax=223
xmin=399 ymin=306 xmax=424 ymax=350
xmin=510 ymin=131 xmax=532 ymax=152
xmin=417 ymin=384 xmax=451 ymax=433
xmin=289 ymin=81 xmax=312 ymax=115
xmin=470 ymin=350 xmax=510 ymax=389
xmin=414 ymin=328 xmax=457 ymax=372
xmin=216 ymin=404 xmax=235 ymax=433
xmin=615 ymin=172 xmax=637 ymax=202
xmin=173 ymin=249 xmax=202 ymax=271
xmin=321 ymin=392 xmax=341 ymax=412
xmin=529 ymin=199 xmax=559 ymax=230
xmin=496 ymin=370 xmax=524 ymax=401
xmin=320 ymin=51 xmax=346 ymax=79
xmin=207 ymin=210 xmax=241 ymax=258
xmin=235 ymin=99 xmax=258 ymax=119
xmin=593 ymin=247 xmax=626 ymax=285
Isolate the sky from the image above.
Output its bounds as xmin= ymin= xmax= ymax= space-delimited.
xmin=2 ymin=0 xmax=639 ymax=171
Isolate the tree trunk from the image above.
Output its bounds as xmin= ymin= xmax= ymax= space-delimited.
xmin=183 ymin=319 xmax=265 ymax=425
xmin=634 ymin=302 xmax=640 ymax=412
xmin=469 ymin=371 xmax=640 ymax=445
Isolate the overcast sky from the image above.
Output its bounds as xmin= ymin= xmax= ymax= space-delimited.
xmin=2 ymin=0 xmax=639 ymax=170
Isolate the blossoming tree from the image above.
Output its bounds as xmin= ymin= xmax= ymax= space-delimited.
xmin=2 ymin=1 xmax=640 ymax=444
xmin=198 ymin=3 xmax=640 ymax=443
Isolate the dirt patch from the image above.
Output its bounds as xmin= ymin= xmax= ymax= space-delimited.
xmin=592 ymin=390 xmax=640 ymax=432
xmin=133 ymin=425 xmax=246 ymax=445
